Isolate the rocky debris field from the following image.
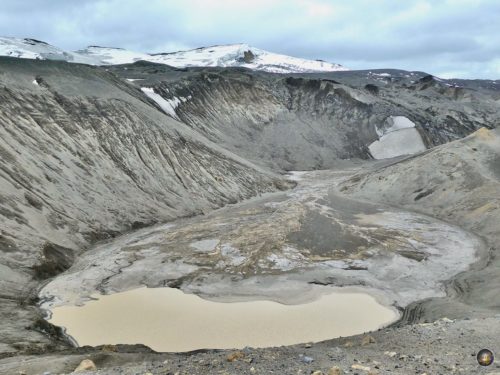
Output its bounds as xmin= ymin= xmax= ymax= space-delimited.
xmin=3 ymin=317 xmax=500 ymax=374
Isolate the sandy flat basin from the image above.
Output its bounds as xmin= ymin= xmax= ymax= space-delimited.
xmin=48 ymin=286 xmax=398 ymax=352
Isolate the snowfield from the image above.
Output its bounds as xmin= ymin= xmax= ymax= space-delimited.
xmin=369 ymin=116 xmax=427 ymax=159
xmin=76 ymin=46 xmax=150 ymax=65
xmin=0 ymin=37 xmax=347 ymax=74
xmin=0 ymin=36 xmax=99 ymax=64
xmin=146 ymin=43 xmax=348 ymax=73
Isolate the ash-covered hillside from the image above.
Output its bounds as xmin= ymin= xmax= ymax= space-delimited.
xmin=0 ymin=54 xmax=498 ymax=367
xmin=110 ymin=62 xmax=499 ymax=170
xmin=0 ymin=57 xmax=290 ymax=355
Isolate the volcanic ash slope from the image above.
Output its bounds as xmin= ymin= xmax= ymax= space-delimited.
xmin=340 ymin=127 xmax=500 ymax=321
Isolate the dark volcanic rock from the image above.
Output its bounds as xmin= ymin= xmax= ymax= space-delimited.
xmin=32 ymin=242 xmax=75 ymax=280
xmin=243 ymin=50 xmax=255 ymax=63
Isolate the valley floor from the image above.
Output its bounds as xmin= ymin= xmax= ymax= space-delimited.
xmin=2 ymin=158 xmax=497 ymax=374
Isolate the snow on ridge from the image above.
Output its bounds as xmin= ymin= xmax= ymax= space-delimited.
xmin=0 ymin=36 xmax=99 ymax=64
xmin=148 ymin=43 xmax=348 ymax=73
xmin=77 ymin=45 xmax=150 ymax=65
xmin=371 ymin=72 xmax=391 ymax=77
xmin=0 ymin=36 xmax=347 ymax=74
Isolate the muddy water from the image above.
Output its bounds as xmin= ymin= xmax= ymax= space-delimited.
xmin=48 ymin=286 xmax=397 ymax=352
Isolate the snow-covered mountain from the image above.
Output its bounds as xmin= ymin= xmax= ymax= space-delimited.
xmin=0 ymin=36 xmax=99 ymax=64
xmin=75 ymin=45 xmax=150 ymax=65
xmin=0 ymin=37 xmax=347 ymax=73
xmin=146 ymin=44 xmax=348 ymax=73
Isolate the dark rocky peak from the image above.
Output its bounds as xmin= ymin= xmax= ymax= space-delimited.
xmin=23 ymin=38 xmax=49 ymax=45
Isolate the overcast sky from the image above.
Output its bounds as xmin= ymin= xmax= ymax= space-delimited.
xmin=0 ymin=0 xmax=498 ymax=79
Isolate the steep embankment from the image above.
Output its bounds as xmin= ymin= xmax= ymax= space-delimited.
xmin=0 ymin=57 xmax=289 ymax=357
xmin=340 ymin=127 xmax=500 ymax=322
xmin=111 ymin=63 xmax=499 ymax=170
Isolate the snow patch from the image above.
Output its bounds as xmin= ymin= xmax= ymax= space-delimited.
xmin=369 ymin=116 xmax=426 ymax=159
xmin=376 ymin=116 xmax=416 ymax=137
xmin=141 ymin=87 xmax=181 ymax=119
xmin=369 ymin=129 xmax=426 ymax=159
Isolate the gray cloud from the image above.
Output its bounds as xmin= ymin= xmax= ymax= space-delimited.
xmin=0 ymin=0 xmax=498 ymax=78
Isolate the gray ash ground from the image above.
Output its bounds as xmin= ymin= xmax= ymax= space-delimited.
xmin=0 ymin=57 xmax=499 ymax=374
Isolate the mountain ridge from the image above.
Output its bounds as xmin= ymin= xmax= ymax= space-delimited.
xmin=0 ymin=36 xmax=347 ymax=73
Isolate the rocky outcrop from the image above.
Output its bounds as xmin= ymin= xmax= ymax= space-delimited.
xmin=243 ymin=50 xmax=255 ymax=63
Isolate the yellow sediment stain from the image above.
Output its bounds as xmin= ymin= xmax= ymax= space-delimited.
xmin=465 ymin=202 xmax=496 ymax=218
xmin=472 ymin=127 xmax=493 ymax=141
